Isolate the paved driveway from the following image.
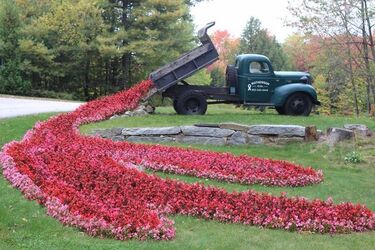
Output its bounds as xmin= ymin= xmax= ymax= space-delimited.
xmin=0 ymin=96 xmax=83 ymax=119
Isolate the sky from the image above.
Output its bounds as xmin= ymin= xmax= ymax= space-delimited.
xmin=190 ymin=0 xmax=296 ymax=42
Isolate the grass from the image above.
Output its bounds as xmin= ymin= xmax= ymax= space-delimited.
xmin=1 ymin=106 xmax=375 ymax=249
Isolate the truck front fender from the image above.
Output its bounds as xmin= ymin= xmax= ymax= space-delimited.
xmin=271 ymin=83 xmax=320 ymax=107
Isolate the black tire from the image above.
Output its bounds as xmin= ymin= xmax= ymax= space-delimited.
xmin=225 ymin=65 xmax=237 ymax=86
xmin=173 ymin=98 xmax=178 ymax=113
xmin=275 ymin=106 xmax=285 ymax=115
xmin=284 ymin=92 xmax=312 ymax=116
xmin=175 ymin=91 xmax=207 ymax=115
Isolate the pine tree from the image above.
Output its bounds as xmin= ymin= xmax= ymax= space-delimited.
xmin=0 ymin=0 xmax=30 ymax=94
xmin=239 ymin=17 xmax=290 ymax=70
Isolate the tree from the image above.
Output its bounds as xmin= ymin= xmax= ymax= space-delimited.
xmin=0 ymin=0 xmax=30 ymax=94
xmin=0 ymin=0 xmax=198 ymax=100
xmin=239 ymin=17 xmax=290 ymax=70
xmin=288 ymin=0 xmax=375 ymax=115
xmin=206 ymin=30 xmax=239 ymax=86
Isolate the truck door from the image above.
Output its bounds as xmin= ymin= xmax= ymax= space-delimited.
xmin=244 ymin=61 xmax=274 ymax=103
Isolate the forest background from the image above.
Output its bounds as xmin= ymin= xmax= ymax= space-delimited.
xmin=0 ymin=0 xmax=374 ymax=116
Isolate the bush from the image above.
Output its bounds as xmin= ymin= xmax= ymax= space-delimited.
xmin=344 ymin=151 xmax=361 ymax=164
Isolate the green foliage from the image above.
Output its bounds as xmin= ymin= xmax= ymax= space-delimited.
xmin=185 ymin=69 xmax=212 ymax=85
xmin=0 ymin=0 xmax=30 ymax=94
xmin=210 ymin=67 xmax=225 ymax=86
xmin=0 ymin=0 xmax=196 ymax=100
xmin=344 ymin=151 xmax=362 ymax=164
xmin=240 ymin=17 xmax=290 ymax=70
xmin=313 ymin=74 xmax=330 ymax=115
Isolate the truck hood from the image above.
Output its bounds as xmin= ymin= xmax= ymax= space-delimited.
xmin=274 ymin=71 xmax=310 ymax=78
xmin=274 ymin=71 xmax=312 ymax=84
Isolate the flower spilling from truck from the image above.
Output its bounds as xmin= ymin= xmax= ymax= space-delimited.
xmin=1 ymin=79 xmax=374 ymax=240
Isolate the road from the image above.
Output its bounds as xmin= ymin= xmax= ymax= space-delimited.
xmin=0 ymin=96 xmax=83 ymax=119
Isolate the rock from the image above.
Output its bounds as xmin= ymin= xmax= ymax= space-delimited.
xmin=125 ymin=136 xmax=175 ymax=143
xmin=248 ymin=125 xmax=306 ymax=137
xmin=343 ymin=124 xmax=372 ymax=137
xmin=305 ymin=126 xmax=319 ymax=141
xmin=248 ymin=135 xmax=264 ymax=145
xmin=228 ymin=131 xmax=249 ymax=145
xmin=131 ymin=109 xmax=148 ymax=117
xmin=326 ymin=128 xmax=354 ymax=145
xmin=92 ymin=128 xmax=123 ymax=138
xmin=122 ymin=127 xmax=181 ymax=136
xmin=109 ymin=114 xmax=119 ymax=120
xmin=266 ymin=137 xmax=305 ymax=145
xmin=177 ymin=136 xmax=226 ymax=146
xmin=181 ymin=126 xmax=234 ymax=137
xmin=219 ymin=123 xmax=250 ymax=132
xmin=144 ymin=105 xmax=155 ymax=114
xmin=112 ymin=135 xmax=125 ymax=142
xmin=227 ymin=132 xmax=264 ymax=145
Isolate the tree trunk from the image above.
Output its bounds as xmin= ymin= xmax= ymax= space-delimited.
xmin=361 ymin=0 xmax=373 ymax=115
xmin=363 ymin=0 xmax=375 ymax=104
xmin=84 ymin=60 xmax=90 ymax=101
xmin=347 ymin=43 xmax=360 ymax=117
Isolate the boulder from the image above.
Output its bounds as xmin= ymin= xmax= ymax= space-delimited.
xmin=181 ymin=126 xmax=234 ymax=137
xmin=326 ymin=128 xmax=354 ymax=145
xmin=248 ymin=135 xmax=264 ymax=145
xmin=144 ymin=105 xmax=155 ymax=114
xmin=126 ymin=136 xmax=175 ymax=143
xmin=177 ymin=136 xmax=226 ymax=146
xmin=248 ymin=125 xmax=306 ymax=137
xmin=343 ymin=124 xmax=372 ymax=137
xmin=122 ymin=127 xmax=181 ymax=136
xmin=228 ymin=132 xmax=263 ymax=145
xmin=112 ymin=135 xmax=125 ymax=142
xmin=219 ymin=123 xmax=250 ymax=132
xmin=131 ymin=109 xmax=148 ymax=117
xmin=227 ymin=131 xmax=249 ymax=145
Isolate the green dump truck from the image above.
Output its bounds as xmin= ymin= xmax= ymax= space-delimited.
xmin=149 ymin=22 xmax=320 ymax=116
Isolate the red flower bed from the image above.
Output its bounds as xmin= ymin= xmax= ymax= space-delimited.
xmin=1 ymin=79 xmax=374 ymax=240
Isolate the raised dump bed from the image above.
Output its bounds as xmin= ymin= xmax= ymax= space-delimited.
xmin=149 ymin=22 xmax=219 ymax=92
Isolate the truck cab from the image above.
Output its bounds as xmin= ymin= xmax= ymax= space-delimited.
xmin=150 ymin=22 xmax=320 ymax=116
xmin=226 ymin=54 xmax=320 ymax=115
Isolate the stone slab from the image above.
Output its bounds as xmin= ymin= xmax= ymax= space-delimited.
xmin=181 ymin=126 xmax=234 ymax=137
xmin=122 ymin=127 xmax=181 ymax=136
xmin=125 ymin=136 xmax=176 ymax=143
xmin=248 ymin=125 xmax=306 ymax=137
xmin=92 ymin=128 xmax=123 ymax=138
xmin=219 ymin=123 xmax=251 ymax=132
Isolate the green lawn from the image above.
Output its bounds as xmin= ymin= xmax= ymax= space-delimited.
xmin=1 ymin=106 xmax=375 ymax=250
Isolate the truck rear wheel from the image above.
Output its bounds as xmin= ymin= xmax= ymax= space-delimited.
xmin=174 ymin=91 xmax=207 ymax=115
xmin=284 ymin=93 xmax=312 ymax=116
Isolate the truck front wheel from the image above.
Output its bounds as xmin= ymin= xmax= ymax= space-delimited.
xmin=174 ymin=91 xmax=207 ymax=115
xmin=284 ymin=93 xmax=312 ymax=116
